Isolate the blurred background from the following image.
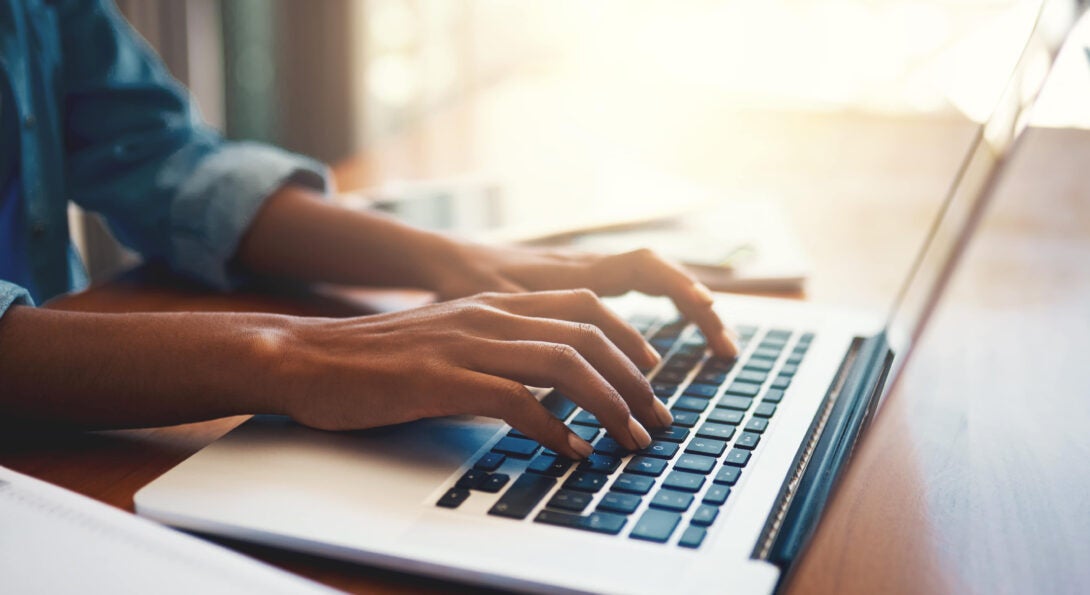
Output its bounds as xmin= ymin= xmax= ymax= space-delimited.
xmin=82 ymin=0 xmax=1089 ymax=306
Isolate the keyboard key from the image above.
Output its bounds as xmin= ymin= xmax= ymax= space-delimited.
xmin=651 ymin=382 xmax=677 ymax=398
xmin=625 ymin=456 xmax=668 ymax=476
xmin=717 ymin=396 xmax=754 ymax=411
xmin=745 ymin=417 xmax=770 ymax=433
xmin=786 ymin=353 xmax=804 ymax=365
xmin=493 ymin=436 xmax=540 ymax=459
xmin=651 ymin=426 xmax=690 ymax=443
xmin=612 ymin=473 xmax=656 ymax=495
xmin=695 ymin=370 xmax=727 ymax=384
xmin=641 ymin=440 xmax=680 ymax=460
xmin=780 ymin=363 xmax=799 ymax=377
xmin=571 ymin=410 xmax=601 ymax=427
xmin=534 ymin=510 xmax=628 ymax=535
xmin=697 ymin=422 xmax=736 ymax=441
xmin=456 ymin=469 xmax=487 ymax=490
xmin=663 ymin=354 xmax=698 ymax=370
xmin=564 ymin=471 xmax=609 ymax=493
xmin=771 ymin=376 xmax=791 ymax=390
xmin=650 ymin=489 xmax=694 ymax=512
xmin=762 ymin=389 xmax=785 ymax=403
xmin=593 ymin=436 xmax=629 ymax=457
xmin=691 ymin=504 xmax=719 ymax=526
xmin=725 ymin=381 xmax=762 ymax=397
xmin=751 ymin=347 xmax=781 ymax=361
xmin=541 ymin=391 xmax=577 ymax=421
xmin=724 ymin=449 xmax=752 ymax=467
xmin=798 ymin=331 xmax=815 ymax=345
xmin=480 ymin=473 xmax=510 ymax=493
xmin=736 ymin=432 xmax=761 ymax=450
xmin=674 ymin=453 xmax=717 ymax=474
xmin=489 ymin=474 xmax=557 ymax=519
xmin=714 ymin=465 xmax=742 ymax=485
xmin=527 ymin=454 xmax=573 ymax=477
xmin=754 ymin=402 xmax=777 ymax=418
xmin=547 ymin=489 xmax=593 ymax=512
xmin=685 ymin=437 xmax=728 ymax=458
xmin=670 ymin=409 xmax=700 ymax=428
xmin=703 ymin=484 xmax=731 ymax=505
xmin=744 ymin=359 xmax=774 ymax=372
xmin=597 ymin=492 xmax=642 ymax=515
xmin=570 ymin=425 xmax=601 ymax=442
xmin=682 ymin=383 xmax=719 ymax=398
xmin=759 ymin=337 xmax=787 ymax=349
xmin=736 ymin=369 xmax=768 ymax=384
xmin=678 ymin=525 xmax=707 ymax=548
xmin=436 ymin=488 xmax=471 ymax=509
xmin=662 ymin=471 xmax=706 ymax=493
xmin=674 ymin=396 xmax=710 ymax=413
xmin=655 ymin=369 xmax=688 ymax=384
xmin=582 ymin=512 xmax=628 ymax=535
xmin=703 ymin=357 xmax=736 ymax=372
xmin=630 ymin=510 xmax=682 ymax=543
xmin=650 ymin=339 xmax=675 ymax=356
xmin=578 ymin=453 xmax=622 ymax=474
xmin=707 ymin=409 xmax=744 ymax=425
xmin=474 ymin=452 xmax=506 ymax=472
xmin=766 ymin=329 xmax=792 ymax=341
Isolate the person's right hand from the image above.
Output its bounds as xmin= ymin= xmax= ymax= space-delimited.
xmin=270 ymin=289 xmax=675 ymax=460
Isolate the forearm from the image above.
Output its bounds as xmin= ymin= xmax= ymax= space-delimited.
xmin=236 ymin=184 xmax=465 ymax=290
xmin=0 ymin=306 xmax=292 ymax=429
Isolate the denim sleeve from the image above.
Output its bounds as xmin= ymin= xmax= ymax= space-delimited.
xmin=56 ymin=0 xmax=330 ymax=290
xmin=0 ymin=280 xmax=34 ymax=320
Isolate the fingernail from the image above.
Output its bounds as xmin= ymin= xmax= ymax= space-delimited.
xmin=568 ymin=433 xmax=594 ymax=459
xmin=652 ymin=399 xmax=674 ymax=427
xmin=691 ymin=282 xmax=715 ymax=304
xmin=627 ymin=416 xmax=653 ymax=449
xmin=720 ymin=330 xmax=740 ymax=358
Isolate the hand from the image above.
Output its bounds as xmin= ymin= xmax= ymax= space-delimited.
xmin=433 ymin=243 xmax=740 ymax=359
xmin=275 ymin=290 xmax=675 ymax=459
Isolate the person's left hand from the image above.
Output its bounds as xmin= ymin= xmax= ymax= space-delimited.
xmin=432 ymin=243 xmax=739 ymax=359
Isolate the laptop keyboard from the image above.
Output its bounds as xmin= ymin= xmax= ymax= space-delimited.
xmin=435 ymin=315 xmax=814 ymax=549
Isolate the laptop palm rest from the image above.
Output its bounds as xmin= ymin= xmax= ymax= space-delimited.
xmin=136 ymin=415 xmax=503 ymax=542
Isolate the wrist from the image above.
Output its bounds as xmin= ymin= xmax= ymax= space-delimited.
xmin=229 ymin=314 xmax=308 ymax=417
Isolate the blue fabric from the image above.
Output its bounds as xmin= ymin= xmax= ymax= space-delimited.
xmin=0 ymin=178 xmax=34 ymax=297
xmin=0 ymin=0 xmax=330 ymax=318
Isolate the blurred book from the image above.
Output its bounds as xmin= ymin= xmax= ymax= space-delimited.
xmin=344 ymin=178 xmax=808 ymax=294
xmin=522 ymin=200 xmax=810 ymax=294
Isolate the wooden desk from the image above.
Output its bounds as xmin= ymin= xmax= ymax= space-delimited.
xmin=3 ymin=92 xmax=1089 ymax=592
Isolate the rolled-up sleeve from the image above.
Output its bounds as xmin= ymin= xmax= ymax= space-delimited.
xmin=0 ymin=280 xmax=34 ymax=320
xmin=57 ymin=0 xmax=330 ymax=290
xmin=167 ymin=143 xmax=328 ymax=289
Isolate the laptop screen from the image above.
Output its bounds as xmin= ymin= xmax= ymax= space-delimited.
xmin=883 ymin=0 xmax=1082 ymax=388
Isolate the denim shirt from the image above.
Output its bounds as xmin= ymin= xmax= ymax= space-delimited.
xmin=0 ymin=0 xmax=329 ymax=318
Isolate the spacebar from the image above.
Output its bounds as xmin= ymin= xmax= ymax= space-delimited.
xmin=488 ymin=474 xmax=557 ymax=519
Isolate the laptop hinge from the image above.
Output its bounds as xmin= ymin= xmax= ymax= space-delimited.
xmin=751 ymin=330 xmax=893 ymax=584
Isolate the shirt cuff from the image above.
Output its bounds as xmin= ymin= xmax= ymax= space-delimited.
xmin=168 ymin=142 xmax=331 ymax=290
xmin=0 ymin=280 xmax=35 ymax=320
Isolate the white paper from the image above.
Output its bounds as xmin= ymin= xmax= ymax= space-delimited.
xmin=0 ymin=466 xmax=337 ymax=595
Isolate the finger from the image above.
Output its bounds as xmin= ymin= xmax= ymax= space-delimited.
xmin=478 ymin=289 xmax=660 ymax=369
xmin=591 ymin=249 xmax=739 ymax=359
xmin=464 ymin=371 xmax=594 ymax=459
xmin=474 ymin=313 xmax=672 ymax=431
xmin=463 ymin=339 xmax=654 ymax=451
xmin=439 ymin=274 xmax=528 ymax=300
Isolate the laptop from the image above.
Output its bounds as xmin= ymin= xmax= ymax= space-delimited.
xmin=135 ymin=3 xmax=1078 ymax=593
